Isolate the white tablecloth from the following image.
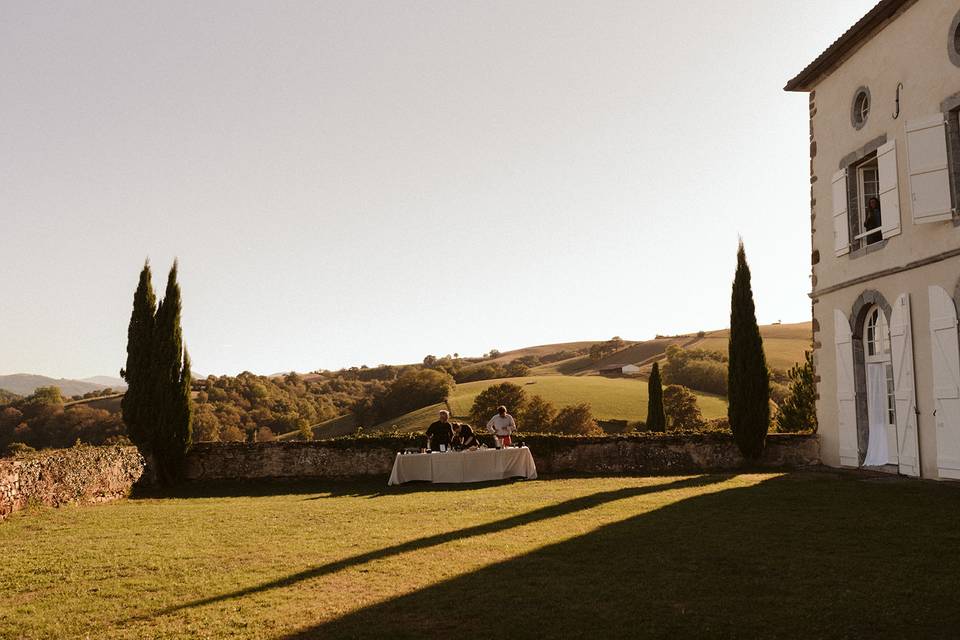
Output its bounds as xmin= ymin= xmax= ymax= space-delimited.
xmin=387 ymin=447 xmax=538 ymax=486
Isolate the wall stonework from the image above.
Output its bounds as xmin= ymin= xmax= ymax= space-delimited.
xmin=0 ymin=446 xmax=144 ymax=521
xmin=183 ymin=435 xmax=820 ymax=482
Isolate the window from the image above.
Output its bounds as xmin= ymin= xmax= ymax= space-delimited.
xmin=863 ymin=306 xmax=895 ymax=429
xmin=950 ymin=9 xmax=960 ymax=68
xmin=855 ymin=157 xmax=882 ymax=246
xmin=852 ymin=87 xmax=870 ymax=130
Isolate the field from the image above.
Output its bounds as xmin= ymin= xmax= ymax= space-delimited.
xmin=4 ymin=472 xmax=960 ymax=638
xmin=369 ymin=375 xmax=727 ymax=434
xmin=687 ymin=321 xmax=812 ymax=370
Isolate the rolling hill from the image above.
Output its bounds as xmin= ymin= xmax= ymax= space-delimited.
xmin=0 ymin=374 xmax=125 ymax=398
xmin=685 ymin=322 xmax=812 ymax=370
xmin=299 ymin=374 xmax=728 ymax=439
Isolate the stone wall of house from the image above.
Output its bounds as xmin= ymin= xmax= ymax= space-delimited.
xmin=183 ymin=434 xmax=820 ymax=482
xmin=0 ymin=445 xmax=144 ymax=521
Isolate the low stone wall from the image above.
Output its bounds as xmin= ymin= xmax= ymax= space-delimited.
xmin=183 ymin=434 xmax=820 ymax=482
xmin=0 ymin=445 xmax=144 ymax=521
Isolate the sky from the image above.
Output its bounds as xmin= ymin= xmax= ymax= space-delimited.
xmin=0 ymin=0 xmax=879 ymax=379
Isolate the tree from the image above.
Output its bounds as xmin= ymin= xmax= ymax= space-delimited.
xmin=646 ymin=362 xmax=666 ymax=432
xmin=551 ymin=403 xmax=601 ymax=435
xmin=523 ymin=395 xmax=556 ymax=432
xmin=373 ymin=369 xmax=455 ymax=422
xmin=151 ymin=262 xmax=193 ymax=484
xmin=663 ymin=385 xmax=704 ymax=430
xmin=776 ymin=350 xmax=818 ymax=433
xmin=468 ymin=382 xmax=528 ymax=428
xmin=298 ymin=418 xmax=314 ymax=441
xmin=728 ymin=241 xmax=770 ymax=459
xmin=120 ymin=260 xmax=157 ymax=453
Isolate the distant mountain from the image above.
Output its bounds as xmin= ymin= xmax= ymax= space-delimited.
xmin=0 ymin=374 xmax=125 ymax=398
xmin=80 ymin=376 xmax=128 ymax=389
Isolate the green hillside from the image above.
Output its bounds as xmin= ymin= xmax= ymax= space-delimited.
xmin=369 ymin=375 xmax=727 ymax=435
xmin=686 ymin=322 xmax=811 ymax=370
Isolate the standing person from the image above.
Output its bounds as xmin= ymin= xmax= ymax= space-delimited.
xmin=426 ymin=410 xmax=454 ymax=451
xmin=486 ymin=405 xmax=517 ymax=447
xmin=864 ymin=196 xmax=882 ymax=245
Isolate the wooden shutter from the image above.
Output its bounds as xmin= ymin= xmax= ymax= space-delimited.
xmin=832 ymin=169 xmax=850 ymax=256
xmin=929 ymin=285 xmax=960 ymax=479
xmin=890 ymin=294 xmax=920 ymax=476
xmin=906 ymin=114 xmax=952 ymax=224
xmin=877 ymin=140 xmax=901 ymax=238
xmin=835 ymin=309 xmax=858 ymax=466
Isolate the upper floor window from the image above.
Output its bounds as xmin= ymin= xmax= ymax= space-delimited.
xmin=852 ymin=87 xmax=870 ymax=130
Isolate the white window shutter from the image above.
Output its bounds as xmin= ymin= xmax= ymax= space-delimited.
xmin=835 ymin=309 xmax=858 ymax=466
xmin=877 ymin=140 xmax=901 ymax=238
xmin=929 ymin=285 xmax=960 ymax=479
xmin=906 ymin=114 xmax=952 ymax=224
xmin=831 ymin=169 xmax=850 ymax=256
xmin=890 ymin=294 xmax=920 ymax=476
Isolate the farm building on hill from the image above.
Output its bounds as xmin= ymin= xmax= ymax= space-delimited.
xmin=786 ymin=0 xmax=960 ymax=479
xmin=598 ymin=364 xmax=641 ymax=376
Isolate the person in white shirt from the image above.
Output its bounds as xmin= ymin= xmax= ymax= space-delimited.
xmin=486 ymin=405 xmax=517 ymax=447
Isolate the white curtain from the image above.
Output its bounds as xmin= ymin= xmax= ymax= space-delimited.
xmin=863 ymin=363 xmax=890 ymax=466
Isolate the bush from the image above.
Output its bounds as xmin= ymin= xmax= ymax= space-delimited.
xmin=523 ymin=395 xmax=556 ymax=433
xmin=663 ymin=385 xmax=704 ymax=430
xmin=3 ymin=442 xmax=35 ymax=457
xmin=776 ymin=351 xmax=817 ymax=433
xmin=551 ymin=403 xmax=601 ymax=435
xmin=469 ymin=383 xmax=528 ymax=428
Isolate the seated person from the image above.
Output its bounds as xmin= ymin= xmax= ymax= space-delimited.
xmin=451 ymin=423 xmax=481 ymax=450
xmin=426 ymin=409 xmax=454 ymax=451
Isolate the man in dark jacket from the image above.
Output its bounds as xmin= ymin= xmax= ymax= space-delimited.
xmin=426 ymin=410 xmax=454 ymax=451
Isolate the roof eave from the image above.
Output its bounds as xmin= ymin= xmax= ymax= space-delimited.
xmin=784 ymin=0 xmax=915 ymax=92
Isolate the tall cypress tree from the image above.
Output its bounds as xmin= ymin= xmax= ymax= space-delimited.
xmin=728 ymin=241 xmax=770 ymax=460
xmin=120 ymin=261 xmax=157 ymax=452
xmin=647 ymin=362 xmax=666 ymax=432
xmin=152 ymin=261 xmax=193 ymax=484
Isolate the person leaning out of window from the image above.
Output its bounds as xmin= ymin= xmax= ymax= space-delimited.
xmin=864 ymin=196 xmax=882 ymax=245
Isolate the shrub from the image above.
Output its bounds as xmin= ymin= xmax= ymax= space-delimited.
xmin=469 ymin=383 xmax=528 ymax=428
xmin=776 ymin=351 xmax=818 ymax=433
xmin=3 ymin=442 xmax=35 ymax=457
xmin=663 ymin=385 xmax=704 ymax=430
xmin=523 ymin=395 xmax=556 ymax=433
xmin=551 ymin=403 xmax=601 ymax=435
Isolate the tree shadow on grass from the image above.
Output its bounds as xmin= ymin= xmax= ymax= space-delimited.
xmin=282 ymin=472 xmax=960 ymax=639
xmin=131 ymin=474 xmax=730 ymax=623
xmin=133 ymin=476 xmax=543 ymax=500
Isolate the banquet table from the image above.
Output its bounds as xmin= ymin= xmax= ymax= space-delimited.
xmin=387 ymin=447 xmax=538 ymax=486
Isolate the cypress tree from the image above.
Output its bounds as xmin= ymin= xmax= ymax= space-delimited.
xmin=152 ymin=261 xmax=193 ymax=484
xmin=120 ymin=261 xmax=157 ymax=453
xmin=728 ymin=241 xmax=770 ymax=460
xmin=647 ymin=362 xmax=666 ymax=432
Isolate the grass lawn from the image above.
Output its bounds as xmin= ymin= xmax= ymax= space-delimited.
xmin=372 ymin=375 xmax=727 ymax=433
xmin=3 ymin=472 xmax=960 ymax=638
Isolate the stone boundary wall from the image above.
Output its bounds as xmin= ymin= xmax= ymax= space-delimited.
xmin=0 ymin=446 xmax=144 ymax=521
xmin=184 ymin=434 xmax=820 ymax=482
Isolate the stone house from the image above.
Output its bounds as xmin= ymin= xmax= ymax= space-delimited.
xmin=786 ymin=0 xmax=960 ymax=478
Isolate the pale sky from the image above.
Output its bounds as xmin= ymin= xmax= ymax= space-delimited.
xmin=1 ymin=1 xmax=877 ymax=379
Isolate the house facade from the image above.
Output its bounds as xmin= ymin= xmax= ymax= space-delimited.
xmin=786 ymin=0 xmax=960 ymax=478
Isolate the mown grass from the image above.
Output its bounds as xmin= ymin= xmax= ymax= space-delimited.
xmin=372 ymin=375 xmax=727 ymax=434
xmin=3 ymin=472 xmax=960 ymax=639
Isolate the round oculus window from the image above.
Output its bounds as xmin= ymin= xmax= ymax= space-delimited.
xmin=851 ymin=87 xmax=870 ymax=130
xmin=950 ymin=9 xmax=960 ymax=67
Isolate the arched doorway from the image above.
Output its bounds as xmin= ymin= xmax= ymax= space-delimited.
xmin=861 ymin=305 xmax=896 ymax=465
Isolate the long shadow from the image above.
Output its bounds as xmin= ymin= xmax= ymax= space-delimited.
xmin=284 ymin=472 xmax=960 ymax=639
xmin=132 ymin=474 xmax=729 ymax=622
